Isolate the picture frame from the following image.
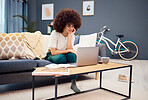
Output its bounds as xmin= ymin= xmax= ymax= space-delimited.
xmin=82 ymin=0 xmax=94 ymax=16
xmin=42 ymin=4 xmax=54 ymax=20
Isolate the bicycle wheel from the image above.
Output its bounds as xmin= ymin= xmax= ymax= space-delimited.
xmin=118 ymin=41 xmax=138 ymax=60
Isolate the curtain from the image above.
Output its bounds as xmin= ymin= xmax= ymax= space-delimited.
xmin=0 ymin=0 xmax=6 ymax=33
xmin=23 ymin=0 xmax=28 ymax=32
xmin=6 ymin=0 xmax=23 ymax=33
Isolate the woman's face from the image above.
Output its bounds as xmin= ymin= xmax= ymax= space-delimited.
xmin=63 ymin=23 xmax=75 ymax=34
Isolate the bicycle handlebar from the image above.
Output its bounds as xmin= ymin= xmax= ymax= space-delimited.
xmin=99 ymin=26 xmax=111 ymax=35
xmin=103 ymin=26 xmax=107 ymax=29
xmin=107 ymin=29 xmax=111 ymax=31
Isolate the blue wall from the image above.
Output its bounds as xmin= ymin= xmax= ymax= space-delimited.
xmin=28 ymin=0 xmax=148 ymax=60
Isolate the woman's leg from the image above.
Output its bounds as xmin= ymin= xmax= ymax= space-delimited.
xmin=45 ymin=52 xmax=67 ymax=64
xmin=70 ymin=75 xmax=80 ymax=93
xmin=65 ymin=53 xmax=80 ymax=92
xmin=65 ymin=52 xmax=77 ymax=63
xmin=45 ymin=52 xmax=80 ymax=92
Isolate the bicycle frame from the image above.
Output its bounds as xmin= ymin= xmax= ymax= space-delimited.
xmin=97 ymin=26 xmax=138 ymax=60
xmin=98 ymin=35 xmax=129 ymax=54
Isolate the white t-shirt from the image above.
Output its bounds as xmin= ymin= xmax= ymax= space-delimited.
xmin=49 ymin=30 xmax=75 ymax=50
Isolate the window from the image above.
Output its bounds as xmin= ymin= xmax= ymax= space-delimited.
xmin=0 ymin=0 xmax=6 ymax=33
xmin=6 ymin=0 xmax=23 ymax=33
xmin=4 ymin=0 xmax=27 ymax=33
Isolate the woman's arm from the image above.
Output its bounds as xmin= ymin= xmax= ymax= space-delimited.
xmin=50 ymin=48 xmax=70 ymax=55
xmin=66 ymin=29 xmax=76 ymax=50
xmin=66 ymin=34 xmax=73 ymax=49
xmin=50 ymin=48 xmax=77 ymax=56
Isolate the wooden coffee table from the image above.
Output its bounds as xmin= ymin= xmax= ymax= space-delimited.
xmin=32 ymin=62 xmax=132 ymax=100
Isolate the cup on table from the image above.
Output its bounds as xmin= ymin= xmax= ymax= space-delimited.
xmin=101 ymin=57 xmax=110 ymax=64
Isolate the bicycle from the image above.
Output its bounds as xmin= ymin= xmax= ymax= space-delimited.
xmin=97 ymin=26 xmax=139 ymax=61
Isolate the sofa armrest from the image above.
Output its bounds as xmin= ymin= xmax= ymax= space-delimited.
xmin=96 ymin=44 xmax=106 ymax=61
xmin=96 ymin=44 xmax=106 ymax=57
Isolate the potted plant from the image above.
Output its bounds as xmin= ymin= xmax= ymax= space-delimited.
xmin=13 ymin=15 xmax=37 ymax=32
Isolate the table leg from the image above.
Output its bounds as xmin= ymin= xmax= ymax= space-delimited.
xmin=129 ymin=65 xmax=132 ymax=98
xmin=32 ymin=76 xmax=35 ymax=100
xmin=95 ymin=72 xmax=99 ymax=80
xmin=99 ymin=71 xmax=102 ymax=88
xmin=55 ymin=77 xmax=58 ymax=100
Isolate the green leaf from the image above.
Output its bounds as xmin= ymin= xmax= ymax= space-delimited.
xmin=13 ymin=15 xmax=37 ymax=32
xmin=13 ymin=15 xmax=28 ymax=25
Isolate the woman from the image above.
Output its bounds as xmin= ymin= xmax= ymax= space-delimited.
xmin=45 ymin=8 xmax=81 ymax=93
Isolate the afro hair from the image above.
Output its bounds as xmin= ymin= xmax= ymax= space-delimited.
xmin=53 ymin=8 xmax=81 ymax=33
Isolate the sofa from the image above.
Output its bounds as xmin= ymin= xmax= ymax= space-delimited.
xmin=0 ymin=33 xmax=106 ymax=85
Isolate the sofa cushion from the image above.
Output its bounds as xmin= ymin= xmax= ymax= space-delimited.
xmin=35 ymin=60 xmax=52 ymax=67
xmin=0 ymin=59 xmax=37 ymax=74
xmin=0 ymin=33 xmax=26 ymax=59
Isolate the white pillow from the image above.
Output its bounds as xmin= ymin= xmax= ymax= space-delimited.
xmin=24 ymin=43 xmax=36 ymax=59
xmin=43 ymin=35 xmax=51 ymax=57
xmin=73 ymin=33 xmax=97 ymax=51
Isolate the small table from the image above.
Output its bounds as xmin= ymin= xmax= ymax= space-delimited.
xmin=32 ymin=62 xmax=132 ymax=100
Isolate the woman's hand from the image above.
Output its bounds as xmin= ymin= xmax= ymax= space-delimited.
xmin=71 ymin=28 xmax=76 ymax=34
xmin=68 ymin=28 xmax=76 ymax=35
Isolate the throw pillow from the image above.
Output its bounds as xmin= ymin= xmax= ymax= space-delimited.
xmin=0 ymin=33 xmax=26 ymax=59
xmin=24 ymin=43 xmax=36 ymax=59
xmin=73 ymin=33 xmax=97 ymax=51
xmin=23 ymin=31 xmax=44 ymax=59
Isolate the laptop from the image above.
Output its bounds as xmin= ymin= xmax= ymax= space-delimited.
xmin=70 ymin=47 xmax=99 ymax=67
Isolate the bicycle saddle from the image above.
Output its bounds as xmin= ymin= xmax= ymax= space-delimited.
xmin=116 ymin=34 xmax=124 ymax=38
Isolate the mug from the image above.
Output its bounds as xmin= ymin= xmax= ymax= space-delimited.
xmin=101 ymin=57 xmax=110 ymax=64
